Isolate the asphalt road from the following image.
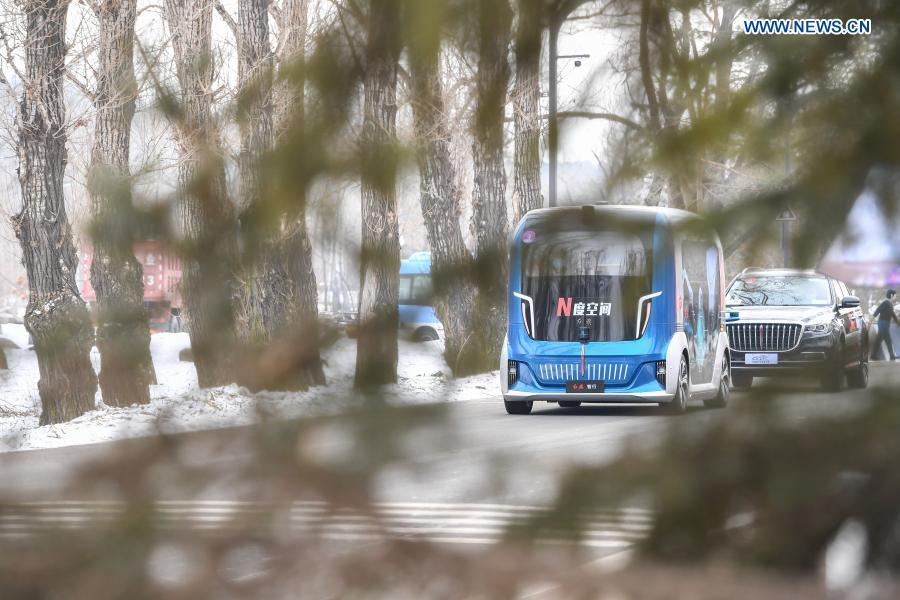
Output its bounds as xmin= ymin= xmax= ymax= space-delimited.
xmin=0 ymin=362 xmax=897 ymax=555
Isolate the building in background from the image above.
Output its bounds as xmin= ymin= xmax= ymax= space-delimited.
xmin=79 ymin=240 xmax=182 ymax=332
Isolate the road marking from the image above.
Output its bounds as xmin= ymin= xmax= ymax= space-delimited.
xmin=0 ymin=500 xmax=651 ymax=549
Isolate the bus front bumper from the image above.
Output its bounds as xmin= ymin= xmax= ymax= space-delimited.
xmin=503 ymin=390 xmax=674 ymax=404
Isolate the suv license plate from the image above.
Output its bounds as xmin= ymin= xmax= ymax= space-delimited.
xmin=566 ymin=380 xmax=605 ymax=393
xmin=745 ymin=353 xmax=778 ymax=365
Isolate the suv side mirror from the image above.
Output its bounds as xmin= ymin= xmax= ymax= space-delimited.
xmin=840 ymin=295 xmax=860 ymax=309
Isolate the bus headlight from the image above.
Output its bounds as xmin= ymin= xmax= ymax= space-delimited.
xmin=655 ymin=361 xmax=666 ymax=387
xmin=508 ymin=360 xmax=519 ymax=387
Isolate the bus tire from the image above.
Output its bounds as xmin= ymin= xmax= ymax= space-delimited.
xmin=415 ymin=327 xmax=439 ymax=342
xmin=665 ymin=356 xmax=689 ymax=414
xmin=504 ymin=400 xmax=533 ymax=415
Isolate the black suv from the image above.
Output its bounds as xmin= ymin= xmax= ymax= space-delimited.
xmin=724 ymin=269 xmax=869 ymax=391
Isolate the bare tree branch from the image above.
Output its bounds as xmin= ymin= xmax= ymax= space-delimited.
xmin=269 ymin=1 xmax=283 ymax=29
xmin=0 ymin=24 xmax=25 ymax=85
xmin=558 ymin=110 xmax=644 ymax=131
xmin=214 ymin=0 xmax=241 ymax=43
xmin=66 ymin=71 xmax=96 ymax=101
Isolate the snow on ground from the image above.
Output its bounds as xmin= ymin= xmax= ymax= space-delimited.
xmin=0 ymin=323 xmax=498 ymax=452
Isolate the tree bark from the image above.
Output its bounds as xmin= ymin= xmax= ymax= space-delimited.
xmin=165 ymin=0 xmax=239 ymax=388
xmin=88 ymin=0 xmax=155 ymax=407
xmin=354 ymin=0 xmax=401 ymax=389
xmin=272 ymin=0 xmax=308 ymax=132
xmin=13 ymin=0 xmax=98 ymax=424
xmin=255 ymin=0 xmax=327 ymax=389
xmin=469 ymin=0 xmax=512 ymax=371
xmin=639 ymin=0 xmax=686 ymax=210
xmin=233 ymin=0 xmax=277 ymax=347
xmin=409 ymin=42 xmax=481 ymax=376
xmin=512 ymin=0 xmax=543 ymax=223
xmin=713 ymin=3 xmax=735 ymax=113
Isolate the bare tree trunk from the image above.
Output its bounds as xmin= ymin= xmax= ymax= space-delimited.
xmin=354 ymin=0 xmax=401 ymax=389
xmin=211 ymin=0 xmax=322 ymax=391
xmin=409 ymin=39 xmax=481 ymax=376
xmin=13 ymin=0 xmax=97 ymax=424
xmin=268 ymin=0 xmax=326 ymax=388
xmin=233 ymin=0 xmax=277 ymax=346
xmin=165 ymin=0 xmax=239 ymax=388
xmin=713 ymin=3 xmax=735 ymax=113
xmin=469 ymin=0 xmax=512 ymax=370
xmin=512 ymin=0 xmax=543 ymax=223
xmin=639 ymin=0 xmax=684 ymax=209
xmin=88 ymin=0 xmax=155 ymax=407
xmin=272 ymin=0 xmax=308 ymax=131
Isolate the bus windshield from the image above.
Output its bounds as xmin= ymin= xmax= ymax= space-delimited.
xmin=521 ymin=227 xmax=653 ymax=342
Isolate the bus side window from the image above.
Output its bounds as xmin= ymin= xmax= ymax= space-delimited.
xmin=411 ymin=275 xmax=432 ymax=305
xmin=399 ymin=276 xmax=412 ymax=304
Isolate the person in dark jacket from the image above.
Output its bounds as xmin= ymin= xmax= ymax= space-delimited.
xmin=872 ymin=289 xmax=899 ymax=360
xmin=168 ymin=307 xmax=183 ymax=333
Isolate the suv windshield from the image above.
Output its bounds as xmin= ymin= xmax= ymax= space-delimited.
xmin=726 ymin=275 xmax=833 ymax=307
xmin=521 ymin=226 xmax=653 ymax=342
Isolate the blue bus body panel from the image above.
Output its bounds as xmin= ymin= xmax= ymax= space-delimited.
xmin=505 ymin=207 xmax=681 ymax=399
xmin=400 ymin=252 xmax=431 ymax=275
xmin=399 ymin=304 xmax=439 ymax=327
xmin=399 ymin=252 xmax=441 ymax=330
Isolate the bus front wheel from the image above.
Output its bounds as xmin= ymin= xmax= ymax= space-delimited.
xmin=664 ymin=357 xmax=689 ymax=414
xmin=415 ymin=327 xmax=440 ymax=342
xmin=704 ymin=356 xmax=730 ymax=409
xmin=504 ymin=400 xmax=533 ymax=415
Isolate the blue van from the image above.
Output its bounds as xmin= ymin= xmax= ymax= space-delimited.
xmin=399 ymin=252 xmax=444 ymax=342
xmin=501 ymin=205 xmax=729 ymax=414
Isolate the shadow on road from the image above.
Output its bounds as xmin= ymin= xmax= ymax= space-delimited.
xmin=530 ymin=404 xmax=669 ymax=417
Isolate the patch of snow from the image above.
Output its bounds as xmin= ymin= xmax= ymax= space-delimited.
xmin=0 ymin=329 xmax=499 ymax=452
xmin=823 ymin=518 xmax=867 ymax=593
xmin=0 ymin=323 xmax=31 ymax=349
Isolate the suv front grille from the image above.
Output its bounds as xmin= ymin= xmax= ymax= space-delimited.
xmin=727 ymin=322 xmax=801 ymax=352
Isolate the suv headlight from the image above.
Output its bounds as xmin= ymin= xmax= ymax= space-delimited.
xmin=803 ymin=321 xmax=832 ymax=335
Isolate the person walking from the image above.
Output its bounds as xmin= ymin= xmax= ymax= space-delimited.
xmin=168 ymin=307 xmax=183 ymax=334
xmin=872 ymin=289 xmax=899 ymax=361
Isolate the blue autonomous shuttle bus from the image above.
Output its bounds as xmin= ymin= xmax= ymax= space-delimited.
xmin=399 ymin=252 xmax=443 ymax=342
xmin=501 ymin=204 xmax=729 ymax=414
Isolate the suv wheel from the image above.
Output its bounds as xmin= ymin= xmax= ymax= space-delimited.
xmin=704 ymin=356 xmax=730 ymax=409
xmin=821 ymin=346 xmax=845 ymax=392
xmin=732 ymin=373 xmax=753 ymax=389
xmin=847 ymin=346 xmax=869 ymax=389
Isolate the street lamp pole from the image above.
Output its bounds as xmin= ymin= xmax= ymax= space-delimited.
xmin=548 ymin=17 xmax=560 ymax=208
xmin=781 ymin=114 xmax=793 ymax=268
xmin=546 ymin=0 xmax=591 ymax=208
